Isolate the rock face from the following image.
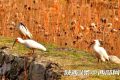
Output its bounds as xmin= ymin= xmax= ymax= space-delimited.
xmin=0 ymin=49 xmax=62 ymax=80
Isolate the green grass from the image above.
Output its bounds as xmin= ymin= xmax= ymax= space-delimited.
xmin=0 ymin=36 xmax=120 ymax=80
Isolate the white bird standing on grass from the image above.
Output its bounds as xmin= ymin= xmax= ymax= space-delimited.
xmin=17 ymin=23 xmax=33 ymax=39
xmin=12 ymin=37 xmax=46 ymax=80
xmin=93 ymin=40 xmax=109 ymax=62
xmin=12 ymin=37 xmax=47 ymax=54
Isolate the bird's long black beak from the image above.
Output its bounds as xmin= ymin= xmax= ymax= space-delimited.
xmin=12 ymin=39 xmax=17 ymax=48
xmin=99 ymin=39 xmax=103 ymax=45
xmin=88 ymin=41 xmax=94 ymax=48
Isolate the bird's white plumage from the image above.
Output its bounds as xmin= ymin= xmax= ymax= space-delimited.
xmin=93 ymin=40 xmax=109 ymax=62
xmin=17 ymin=23 xmax=32 ymax=39
xmin=17 ymin=37 xmax=46 ymax=51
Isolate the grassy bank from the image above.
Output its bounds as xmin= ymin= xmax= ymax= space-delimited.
xmin=0 ymin=36 xmax=120 ymax=80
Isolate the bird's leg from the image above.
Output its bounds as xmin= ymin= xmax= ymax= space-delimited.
xmin=32 ymin=49 xmax=35 ymax=55
xmin=32 ymin=49 xmax=36 ymax=60
xmin=100 ymin=59 xmax=102 ymax=63
xmin=97 ymin=58 xmax=100 ymax=63
xmin=95 ymin=53 xmax=100 ymax=63
xmin=106 ymin=59 xmax=109 ymax=64
xmin=27 ymin=49 xmax=34 ymax=56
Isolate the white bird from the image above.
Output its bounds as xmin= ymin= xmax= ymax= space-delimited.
xmin=109 ymin=55 xmax=120 ymax=64
xmin=17 ymin=23 xmax=32 ymax=39
xmin=93 ymin=40 xmax=109 ymax=62
xmin=12 ymin=37 xmax=46 ymax=54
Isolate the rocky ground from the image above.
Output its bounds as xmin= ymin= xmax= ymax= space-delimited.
xmin=0 ymin=48 xmax=62 ymax=80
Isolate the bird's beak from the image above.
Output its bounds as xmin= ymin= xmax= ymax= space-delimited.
xmin=99 ymin=39 xmax=103 ymax=45
xmin=12 ymin=39 xmax=18 ymax=48
xmin=88 ymin=41 xmax=94 ymax=48
xmin=99 ymin=39 xmax=103 ymax=42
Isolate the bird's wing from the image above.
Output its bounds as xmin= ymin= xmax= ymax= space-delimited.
xmin=24 ymin=26 xmax=33 ymax=38
xmin=18 ymin=24 xmax=32 ymax=38
xmin=25 ymin=40 xmax=46 ymax=51
xmin=26 ymin=30 xmax=33 ymax=38
xmin=17 ymin=24 xmax=26 ymax=35
xmin=99 ymin=47 xmax=109 ymax=60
